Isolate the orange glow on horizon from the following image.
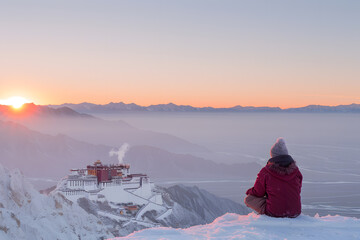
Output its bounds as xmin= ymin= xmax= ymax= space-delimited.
xmin=43 ymin=98 xmax=360 ymax=109
xmin=0 ymin=96 xmax=32 ymax=109
xmin=1 ymin=94 xmax=358 ymax=110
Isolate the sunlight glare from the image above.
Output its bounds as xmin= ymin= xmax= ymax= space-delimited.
xmin=0 ymin=96 xmax=31 ymax=109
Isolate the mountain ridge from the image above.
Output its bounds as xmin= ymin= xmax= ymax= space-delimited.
xmin=0 ymin=103 xmax=94 ymax=118
xmin=0 ymin=104 xmax=209 ymax=155
xmin=48 ymin=102 xmax=360 ymax=113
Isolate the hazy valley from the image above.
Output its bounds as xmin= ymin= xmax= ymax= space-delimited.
xmin=1 ymin=103 xmax=360 ymax=220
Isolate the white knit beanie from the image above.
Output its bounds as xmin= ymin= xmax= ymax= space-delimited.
xmin=270 ymin=137 xmax=289 ymax=158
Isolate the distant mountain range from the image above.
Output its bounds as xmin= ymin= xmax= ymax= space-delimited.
xmin=0 ymin=103 xmax=93 ymax=118
xmin=0 ymin=104 xmax=208 ymax=155
xmin=48 ymin=102 xmax=360 ymax=113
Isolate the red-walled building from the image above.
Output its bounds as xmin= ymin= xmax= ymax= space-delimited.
xmin=87 ymin=160 xmax=130 ymax=183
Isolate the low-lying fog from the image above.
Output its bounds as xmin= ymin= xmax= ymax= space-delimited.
xmin=94 ymin=112 xmax=360 ymax=217
xmin=1 ymin=108 xmax=359 ymax=217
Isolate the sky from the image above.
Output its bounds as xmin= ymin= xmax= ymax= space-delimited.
xmin=0 ymin=0 xmax=359 ymax=108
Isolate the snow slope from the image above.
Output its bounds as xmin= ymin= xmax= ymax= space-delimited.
xmin=0 ymin=163 xmax=113 ymax=240
xmin=159 ymin=185 xmax=250 ymax=227
xmin=111 ymin=212 xmax=360 ymax=240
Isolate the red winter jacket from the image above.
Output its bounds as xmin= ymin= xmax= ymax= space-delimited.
xmin=246 ymin=155 xmax=302 ymax=218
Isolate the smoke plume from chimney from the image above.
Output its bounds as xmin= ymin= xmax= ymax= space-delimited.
xmin=109 ymin=143 xmax=130 ymax=164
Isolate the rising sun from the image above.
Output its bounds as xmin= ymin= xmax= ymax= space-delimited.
xmin=0 ymin=96 xmax=32 ymax=109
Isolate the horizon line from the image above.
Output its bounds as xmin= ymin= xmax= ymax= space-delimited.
xmin=43 ymin=101 xmax=360 ymax=110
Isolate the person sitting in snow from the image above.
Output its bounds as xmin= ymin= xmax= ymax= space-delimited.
xmin=244 ymin=138 xmax=302 ymax=218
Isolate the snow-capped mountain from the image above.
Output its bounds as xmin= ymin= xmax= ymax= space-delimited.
xmin=0 ymin=163 xmax=113 ymax=240
xmin=48 ymin=102 xmax=360 ymax=113
xmin=49 ymin=102 xmax=282 ymax=113
xmin=0 ymin=103 xmax=93 ymax=118
xmin=284 ymin=103 xmax=360 ymax=113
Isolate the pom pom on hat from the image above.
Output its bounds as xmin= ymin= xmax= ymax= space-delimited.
xmin=270 ymin=137 xmax=289 ymax=158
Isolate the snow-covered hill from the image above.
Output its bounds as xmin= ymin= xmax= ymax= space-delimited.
xmin=0 ymin=163 xmax=113 ymax=240
xmin=160 ymin=185 xmax=249 ymax=228
xmin=71 ymin=184 xmax=250 ymax=236
xmin=0 ymin=161 xmax=250 ymax=239
xmin=111 ymin=212 xmax=360 ymax=240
